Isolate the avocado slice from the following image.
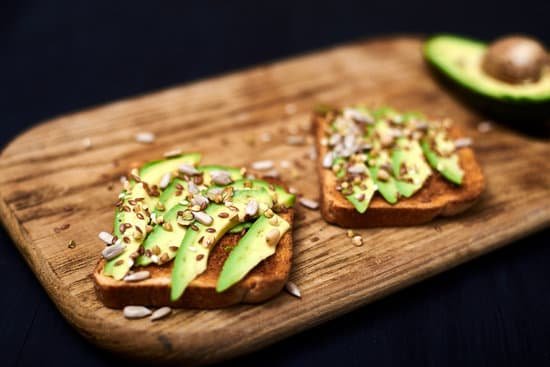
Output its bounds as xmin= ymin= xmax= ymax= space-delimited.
xmin=421 ymin=138 xmax=463 ymax=185
xmin=156 ymin=178 xmax=189 ymax=213
xmin=170 ymin=189 xmax=273 ymax=301
xmin=216 ymin=214 xmax=291 ymax=292
xmin=230 ymin=179 xmax=296 ymax=208
xmin=346 ymin=177 xmax=377 ymax=213
xmin=103 ymin=153 xmax=201 ymax=279
xmin=424 ymin=34 xmax=550 ymax=121
xmin=391 ymin=138 xmax=432 ymax=198
xmin=228 ymin=221 xmax=252 ymax=233
xmin=135 ymin=203 xmax=188 ymax=266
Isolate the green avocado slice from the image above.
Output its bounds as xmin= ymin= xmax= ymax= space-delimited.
xmin=216 ymin=214 xmax=291 ymax=292
xmin=156 ymin=178 xmax=189 ymax=213
xmin=346 ymin=179 xmax=377 ymax=213
xmin=391 ymin=138 xmax=432 ymax=198
xmin=170 ymin=189 xmax=273 ymax=301
xmin=228 ymin=222 xmax=252 ymax=233
xmin=421 ymin=139 xmax=464 ymax=185
xmin=135 ymin=203 xmax=188 ymax=266
xmin=230 ymin=179 xmax=296 ymax=208
xmin=103 ymin=153 xmax=201 ymax=280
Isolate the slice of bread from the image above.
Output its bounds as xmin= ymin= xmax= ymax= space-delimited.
xmin=313 ymin=113 xmax=485 ymax=228
xmin=93 ymin=210 xmax=294 ymax=309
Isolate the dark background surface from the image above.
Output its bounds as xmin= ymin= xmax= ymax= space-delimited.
xmin=1 ymin=1 xmax=549 ymax=366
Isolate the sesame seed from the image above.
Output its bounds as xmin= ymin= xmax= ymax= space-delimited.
xmin=135 ymin=132 xmax=155 ymax=144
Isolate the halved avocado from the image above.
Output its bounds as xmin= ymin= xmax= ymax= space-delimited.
xmin=424 ymin=34 xmax=550 ymax=121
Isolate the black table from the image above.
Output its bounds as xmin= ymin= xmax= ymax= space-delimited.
xmin=1 ymin=1 xmax=549 ymax=366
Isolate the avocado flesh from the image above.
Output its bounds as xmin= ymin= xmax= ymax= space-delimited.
xmin=104 ymin=153 xmax=201 ymax=279
xmin=157 ymin=179 xmax=189 ymax=213
xmin=391 ymin=138 xmax=432 ymax=198
xmin=135 ymin=203 xmax=188 ymax=266
xmin=104 ymin=183 xmax=150 ymax=279
xmin=346 ymin=176 xmax=377 ymax=213
xmin=230 ymin=179 xmax=296 ymax=208
xmin=216 ymin=214 xmax=291 ymax=292
xmin=421 ymin=139 xmax=463 ymax=185
xmin=424 ymin=34 xmax=550 ymax=103
xmin=170 ymin=189 xmax=273 ymax=301
xmin=228 ymin=222 xmax=252 ymax=233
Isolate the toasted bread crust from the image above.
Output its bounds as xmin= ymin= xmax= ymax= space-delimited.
xmin=314 ymin=113 xmax=485 ymax=227
xmin=93 ymin=210 xmax=294 ymax=309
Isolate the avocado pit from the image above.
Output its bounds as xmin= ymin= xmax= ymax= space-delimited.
xmin=482 ymin=36 xmax=548 ymax=84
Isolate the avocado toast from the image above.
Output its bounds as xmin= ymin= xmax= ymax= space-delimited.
xmin=313 ymin=106 xmax=484 ymax=227
xmin=93 ymin=153 xmax=296 ymax=309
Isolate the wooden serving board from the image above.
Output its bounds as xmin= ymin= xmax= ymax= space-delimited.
xmin=0 ymin=37 xmax=548 ymax=365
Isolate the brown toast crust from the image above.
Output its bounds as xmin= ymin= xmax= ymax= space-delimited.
xmin=93 ymin=210 xmax=294 ymax=309
xmin=313 ymin=113 xmax=485 ymax=227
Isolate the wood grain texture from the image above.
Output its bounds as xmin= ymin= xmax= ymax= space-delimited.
xmin=0 ymin=36 xmax=548 ymax=365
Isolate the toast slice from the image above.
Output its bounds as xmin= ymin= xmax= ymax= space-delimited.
xmin=313 ymin=112 xmax=485 ymax=227
xmin=93 ymin=210 xmax=294 ymax=309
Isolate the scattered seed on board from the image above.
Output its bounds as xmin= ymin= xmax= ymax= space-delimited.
xmin=67 ymin=240 xmax=76 ymax=249
xmin=123 ymin=271 xmax=151 ymax=282
xmin=299 ymin=197 xmax=319 ymax=210
xmin=163 ymin=148 xmax=182 ymax=158
xmin=477 ymin=121 xmax=492 ymax=133
xmin=135 ymin=132 xmax=155 ymax=144
xmin=123 ymin=306 xmax=152 ymax=319
xmin=284 ymin=103 xmax=297 ymax=115
xmin=82 ymin=138 xmax=92 ymax=150
xmin=352 ymin=235 xmax=363 ymax=247
xmin=454 ymin=137 xmax=473 ymax=148
xmin=285 ymin=281 xmax=301 ymax=298
xmin=286 ymin=135 xmax=305 ymax=145
xmin=250 ymin=160 xmax=274 ymax=171
xmin=346 ymin=230 xmax=354 ymax=238
xmin=150 ymin=307 xmax=172 ymax=321
xmin=98 ymin=231 xmax=114 ymax=245
xmin=102 ymin=242 xmax=126 ymax=260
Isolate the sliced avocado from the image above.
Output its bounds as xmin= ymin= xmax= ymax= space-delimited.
xmin=230 ymin=179 xmax=296 ymax=208
xmin=369 ymin=164 xmax=398 ymax=204
xmin=199 ymin=165 xmax=243 ymax=186
xmin=424 ymin=34 xmax=550 ymax=121
xmin=140 ymin=153 xmax=201 ymax=185
xmin=228 ymin=222 xmax=252 ymax=233
xmin=346 ymin=178 xmax=377 ymax=213
xmin=216 ymin=214 xmax=291 ymax=292
xmin=391 ymin=138 xmax=432 ymax=198
xmin=104 ymin=182 xmax=150 ymax=279
xmin=104 ymin=153 xmax=201 ymax=279
xmin=421 ymin=139 xmax=463 ymax=185
xmin=157 ymin=178 xmax=189 ymax=213
xmin=135 ymin=203 xmax=188 ymax=266
xmin=170 ymin=189 xmax=273 ymax=301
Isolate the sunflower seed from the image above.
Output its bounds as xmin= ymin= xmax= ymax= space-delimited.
xmin=286 ymin=135 xmax=305 ymax=145
xmin=163 ymin=148 xmax=182 ymax=158
xmin=98 ymin=231 xmax=114 ymax=245
xmin=191 ymin=194 xmax=209 ymax=208
xmin=102 ymin=242 xmax=126 ymax=260
xmin=159 ymin=172 xmax=171 ymax=190
xmin=123 ymin=306 xmax=152 ymax=319
xmin=454 ymin=137 xmax=473 ymax=148
xmin=179 ymin=164 xmax=200 ymax=176
xmin=150 ymin=307 xmax=172 ymax=321
xmin=193 ymin=211 xmax=213 ymax=226
xmin=210 ymin=170 xmax=233 ymax=185
xmin=263 ymin=169 xmax=280 ymax=179
xmin=135 ymin=132 xmax=155 ymax=144
xmin=188 ymin=181 xmax=199 ymax=194
xmin=299 ymin=197 xmax=319 ymax=210
xmin=123 ymin=271 xmax=151 ymax=282
xmin=352 ymin=235 xmax=363 ymax=247
xmin=477 ymin=121 xmax=492 ymax=133
xmin=348 ymin=164 xmax=366 ymax=174
xmin=266 ymin=228 xmax=281 ymax=246
xmin=285 ymin=281 xmax=301 ymax=298
xmin=250 ymin=160 xmax=274 ymax=170
xmin=245 ymin=199 xmax=258 ymax=216
xmin=322 ymin=152 xmax=334 ymax=168
xmin=82 ymin=137 xmax=92 ymax=149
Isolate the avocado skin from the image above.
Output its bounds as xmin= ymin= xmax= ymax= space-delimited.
xmin=424 ymin=35 xmax=550 ymax=123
